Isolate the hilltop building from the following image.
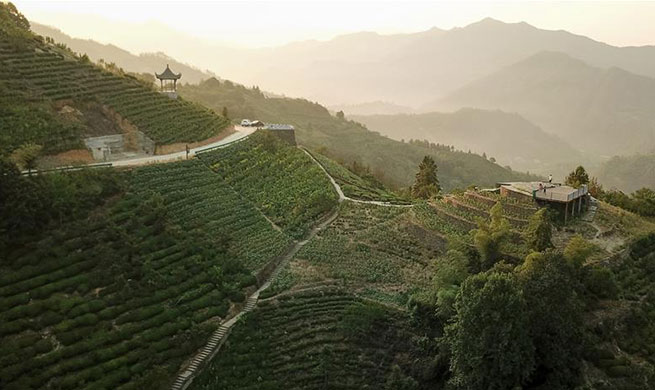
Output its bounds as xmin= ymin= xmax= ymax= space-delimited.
xmin=155 ymin=65 xmax=181 ymax=99
xmin=497 ymin=181 xmax=589 ymax=223
xmin=264 ymin=124 xmax=296 ymax=146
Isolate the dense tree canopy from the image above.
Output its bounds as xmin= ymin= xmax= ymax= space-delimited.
xmin=445 ymin=272 xmax=535 ymax=390
xmin=518 ymin=251 xmax=584 ymax=389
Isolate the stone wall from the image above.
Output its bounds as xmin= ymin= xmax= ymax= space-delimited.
xmin=84 ymin=130 xmax=155 ymax=161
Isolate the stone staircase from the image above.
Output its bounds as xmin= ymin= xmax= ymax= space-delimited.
xmin=582 ymin=197 xmax=598 ymax=222
xmin=171 ymin=293 xmax=260 ymax=390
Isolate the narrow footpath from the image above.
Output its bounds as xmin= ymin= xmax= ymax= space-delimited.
xmin=171 ymin=143 xmax=410 ymax=390
xmin=171 ymin=210 xmax=339 ymax=390
xmin=299 ymin=147 xmax=413 ymax=208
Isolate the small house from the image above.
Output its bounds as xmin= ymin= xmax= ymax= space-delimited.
xmin=497 ymin=181 xmax=589 ymax=223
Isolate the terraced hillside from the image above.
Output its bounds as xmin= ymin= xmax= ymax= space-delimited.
xmin=0 ymin=9 xmax=229 ymax=156
xmin=190 ymin=287 xmax=436 ymax=390
xmin=129 ymin=160 xmax=293 ymax=272
xmin=262 ymin=201 xmax=445 ymax=305
xmin=306 ymin=148 xmax=410 ymax=203
xmin=198 ymin=131 xmax=339 ymax=239
xmin=0 ymin=154 xmax=299 ymax=389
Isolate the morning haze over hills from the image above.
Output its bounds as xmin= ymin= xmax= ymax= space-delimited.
xmin=32 ymin=13 xmax=655 ymax=190
xmin=2 ymin=2 xmax=655 ymax=389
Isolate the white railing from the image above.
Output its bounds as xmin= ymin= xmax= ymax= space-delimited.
xmin=534 ymin=184 xmax=588 ymax=202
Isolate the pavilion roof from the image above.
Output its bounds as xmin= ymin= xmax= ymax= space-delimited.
xmin=155 ymin=65 xmax=181 ymax=80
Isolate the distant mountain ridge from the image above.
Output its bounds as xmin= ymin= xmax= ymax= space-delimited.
xmin=30 ymin=23 xmax=215 ymax=84
xmin=431 ymin=51 xmax=655 ymax=156
xmin=200 ymin=17 xmax=655 ymax=107
xmin=351 ymin=108 xmax=580 ymax=174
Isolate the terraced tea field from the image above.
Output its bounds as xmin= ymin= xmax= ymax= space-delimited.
xmin=190 ymin=287 xmax=431 ymax=390
xmin=0 ymin=157 xmax=300 ymax=390
xmin=198 ymin=131 xmax=339 ymax=239
xmin=0 ymin=36 xmax=229 ymax=151
xmin=306 ymin=149 xmax=409 ymax=204
xmin=129 ymin=160 xmax=293 ymax=272
xmin=265 ymin=201 xmax=444 ymax=303
xmin=0 ymin=190 xmax=252 ymax=389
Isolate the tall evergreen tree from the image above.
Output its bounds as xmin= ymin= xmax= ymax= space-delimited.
xmin=411 ymin=155 xmax=440 ymax=199
xmin=565 ymin=166 xmax=590 ymax=188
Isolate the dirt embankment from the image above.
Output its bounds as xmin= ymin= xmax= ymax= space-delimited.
xmin=155 ymin=126 xmax=236 ymax=155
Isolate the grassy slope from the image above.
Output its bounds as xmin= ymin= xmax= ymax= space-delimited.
xmin=179 ymin=79 xmax=538 ymax=191
xmin=0 ymin=8 xmax=229 ymax=155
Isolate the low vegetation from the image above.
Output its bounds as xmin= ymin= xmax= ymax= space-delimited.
xmin=198 ymin=130 xmax=338 ymax=239
xmin=190 ymin=287 xmax=436 ymax=390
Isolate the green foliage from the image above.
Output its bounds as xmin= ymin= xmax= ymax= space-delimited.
xmin=473 ymin=202 xmax=510 ymax=269
xmin=433 ymin=250 xmax=470 ymax=320
xmin=602 ymin=187 xmax=655 ymax=217
xmin=0 ymin=165 xmax=125 ymax=258
xmin=445 ymin=272 xmax=534 ymax=390
xmin=310 ymin=150 xmax=409 ymax=203
xmin=565 ymin=165 xmax=590 ymax=188
xmin=0 ymin=157 xmax=294 ymax=389
xmin=518 ymin=251 xmax=584 ymax=389
xmin=10 ymin=144 xmax=43 ymax=171
xmin=191 ymin=289 xmax=431 ymax=390
xmin=411 ymin=155 xmax=440 ymax=199
xmin=524 ymin=208 xmax=552 ymax=251
xmin=385 ymin=364 xmax=418 ymax=390
xmin=199 ymin=130 xmax=338 ymax=238
xmin=583 ymin=266 xmax=618 ymax=299
xmin=563 ymin=235 xmax=597 ymax=268
xmin=128 ymin=159 xmax=292 ymax=270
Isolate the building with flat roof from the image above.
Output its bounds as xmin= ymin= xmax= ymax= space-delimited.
xmin=497 ymin=181 xmax=589 ymax=223
xmin=264 ymin=124 xmax=296 ymax=145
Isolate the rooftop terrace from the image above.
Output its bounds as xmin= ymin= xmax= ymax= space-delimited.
xmin=498 ymin=182 xmax=588 ymax=203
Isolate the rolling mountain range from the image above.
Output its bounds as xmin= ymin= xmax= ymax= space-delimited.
xmin=432 ymin=51 xmax=655 ymax=156
xmin=209 ymin=17 xmax=655 ymax=107
xmin=351 ymin=108 xmax=581 ymax=173
xmin=30 ymin=23 xmax=215 ymax=84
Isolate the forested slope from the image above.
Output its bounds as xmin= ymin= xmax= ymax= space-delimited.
xmin=180 ymin=79 xmax=538 ymax=190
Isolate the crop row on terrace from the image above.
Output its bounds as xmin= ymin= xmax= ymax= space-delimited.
xmin=271 ymin=202 xmax=438 ymax=302
xmin=0 ymin=37 xmax=229 ymax=149
xmin=128 ymin=159 xmax=293 ymax=272
xmin=307 ymin=149 xmax=410 ymax=204
xmin=198 ymin=130 xmax=339 ymax=239
xmin=190 ymin=287 xmax=427 ymax=390
xmin=0 ymin=156 xmax=296 ymax=390
xmin=464 ymin=190 xmax=537 ymax=219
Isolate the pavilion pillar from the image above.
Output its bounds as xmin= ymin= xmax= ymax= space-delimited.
xmin=578 ymin=197 xmax=582 ymax=214
xmin=565 ymin=202 xmax=569 ymax=224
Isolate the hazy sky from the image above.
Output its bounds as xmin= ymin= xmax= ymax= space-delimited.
xmin=14 ymin=0 xmax=655 ymax=51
